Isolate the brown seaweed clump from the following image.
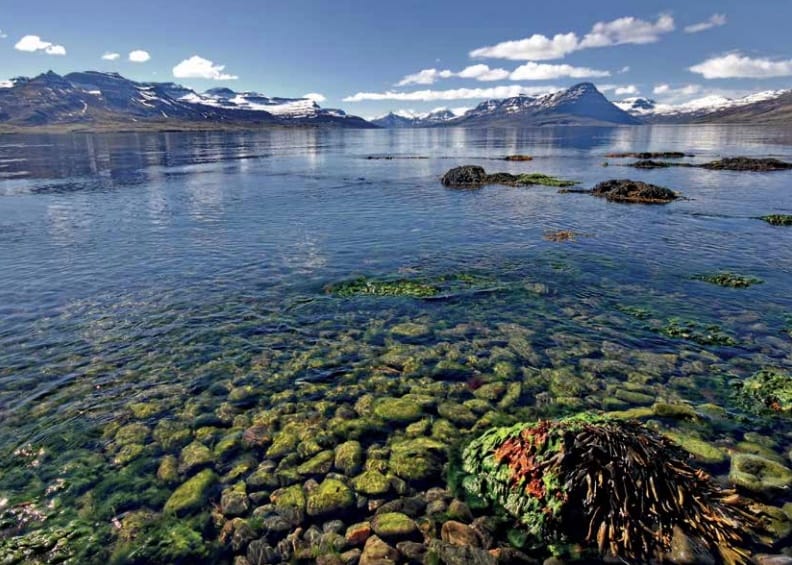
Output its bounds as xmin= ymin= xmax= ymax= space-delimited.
xmin=460 ymin=415 xmax=758 ymax=563
xmin=590 ymin=179 xmax=679 ymax=203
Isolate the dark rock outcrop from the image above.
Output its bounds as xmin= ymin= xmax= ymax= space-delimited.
xmin=700 ymin=157 xmax=792 ymax=171
xmin=441 ymin=166 xmax=577 ymax=189
xmin=441 ymin=166 xmax=490 ymax=188
xmin=590 ymin=179 xmax=679 ymax=204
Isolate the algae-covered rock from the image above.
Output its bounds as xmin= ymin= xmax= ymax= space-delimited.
xmin=164 ymin=469 xmax=218 ymax=516
xmin=388 ymin=437 xmax=446 ymax=482
xmin=729 ymin=453 xmax=792 ymax=494
xmin=306 ymin=478 xmax=355 ymax=517
xmin=761 ymin=214 xmax=792 ymax=226
xmin=437 ymin=402 xmax=477 ymax=427
xmin=664 ymin=431 xmax=726 ymax=464
xmin=738 ymin=369 xmax=792 ymax=414
xmin=335 ymin=440 xmax=364 ymax=475
xmin=326 ymin=277 xmax=439 ymax=298
xmin=297 ymin=450 xmax=335 ymax=476
xmin=371 ymin=512 xmax=417 ymax=538
xmin=589 ymin=179 xmax=679 ymax=203
xmin=352 ymin=469 xmax=391 ymax=496
xmin=373 ymin=397 xmax=424 ymax=423
xmin=157 ymin=455 xmax=179 ymax=483
xmin=693 ymin=272 xmax=763 ymax=288
xmin=391 ymin=322 xmax=432 ymax=339
xmin=115 ymin=423 xmax=150 ymax=445
xmin=271 ymin=483 xmax=307 ymax=512
xmin=178 ymin=441 xmax=214 ymax=474
xmin=220 ymin=482 xmax=249 ymax=517
xmin=266 ymin=428 xmax=300 ymax=458
xmin=459 ymin=415 xmax=757 ymax=563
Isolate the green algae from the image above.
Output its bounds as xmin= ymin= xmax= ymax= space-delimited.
xmin=659 ymin=318 xmax=737 ymax=346
xmin=306 ymin=478 xmax=355 ymax=517
xmin=514 ymin=173 xmax=578 ymax=187
xmin=163 ymin=469 xmax=218 ymax=516
xmin=326 ymin=277 xmax=440 ymax=298
xmin=692 ymin=272 xmax=763 ymax=288
xmin=737 ymin=368 xmax=792 ymax=414
xmin=761 ymin=214 xmax=792 ymax=226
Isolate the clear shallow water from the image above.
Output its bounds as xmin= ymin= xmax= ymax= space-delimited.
xmin=1 ymin=126 xmax=791 ymax=561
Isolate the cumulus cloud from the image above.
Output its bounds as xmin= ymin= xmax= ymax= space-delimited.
xmin=614 ymin=85 xmax=639 ymax=96
xmin=396 ymin=65 xmax=511 ymax=86
xmin=129 ymin=50 xmax=151 ymax=63
xmin=471 ymin=15 xmax=674 ymax=61
xmin=684 ymin=14 xmax=727 ymax=34
xmin=653 ymin=84 xmax=701 ymax=96
xmin=689 ymin=53 xmax=792 ymax=79
xmin=580 ymin=14 xmax=674 ymax=48
xmin=173 ymin=55 xmax=238 ymax=80
xmin=457 ymin=64 xmax=510 ymax=81
xmin=101 ymin=52 xmax=120 ymax=61
xmin=397 ymin=68 xmax=454 ymax=86
xmin=470 ymin=32 xmax=579 ymax=61
xmin=302 ymin=92 xmax=326 ymax=103
xmin=344 ymin=85 xmax=561 ymax=102
xmin=14 ymin=35 xmax=66 ymax=55
xmin=510 ymin=62 xmax=610 ymax=80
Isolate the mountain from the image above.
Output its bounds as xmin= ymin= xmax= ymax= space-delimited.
xmin=0 ymin=71 xmax=374 ymax=130
xmin=615 ymin=89 xmax=792 ymax=124
xmin=370 ymin=108 xmax=457 ymax=128
xmin=373 ymin=83 xmax=639 ymax=128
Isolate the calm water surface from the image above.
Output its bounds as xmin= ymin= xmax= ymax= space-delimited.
xmin=1 ymin=126 xmax=791 ymax=560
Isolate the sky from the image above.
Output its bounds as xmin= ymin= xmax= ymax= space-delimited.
xmin=1 ymin=0 xmax=792 ymax=118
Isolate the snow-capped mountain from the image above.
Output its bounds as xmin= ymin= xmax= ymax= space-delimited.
xmin=0 ymin=71 xmax=373 ymax=129
xmin=615 ymin=89 xmax=792 ymax=124
xmin=374 ymin=83 xmax=639 ymax=128
xmin=370 ymin=108 xmax=457 ymax=128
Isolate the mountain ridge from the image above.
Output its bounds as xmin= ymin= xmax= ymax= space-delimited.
xmin=0 ymin=70 xmax=374 ymax=131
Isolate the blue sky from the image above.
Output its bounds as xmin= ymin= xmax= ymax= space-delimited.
xmin=2 ymin=0 xmax=792 ymax=118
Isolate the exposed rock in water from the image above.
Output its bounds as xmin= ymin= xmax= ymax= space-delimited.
xmin=590 ymin=179 xmax=679 ymax=203
xmin=631 ymin=159 xmax=683 ymax=169
xmin=441 ymin=166 xmax=488 ymax=188
xmin=606 ymin=152 xmax=691 ymax=159
xmin=701 ymin=157 xmax=792 ymax=171
xmin=503 ymin=154 xmax=533 ymax=161
xmin=459 ymin=415 xmax=759 ymax=564
xmin=760 ymin=214 xmax=792 ymax=226
xmin=441 ymin=166 xmax=577 ymax=188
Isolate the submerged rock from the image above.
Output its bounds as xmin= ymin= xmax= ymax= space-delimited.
xmin=589 ymin=179 xmax=679 ymax=203
xmin=693 ymin=272 xmax=763 ymax=288
xmin=306 ymin=478 xmax=355 ymax=517
xmin=761 ymin=214 xmax=792 ymax=226
xmin=607 ymin=151 xmax=691 ymax=159
xmin=441 ymin=166 xmax=577 ymax=188
xmin=737 ymin=369 xmax=792 ymax=414
xmin=729 ymin=453 xmax=792 ymax=494
xmin=164 ymin=469 xmax=218 ymax=516
xmin=459 ymin=415 xmax=758 ymax=563
xmin=701 ymin=157 xmax=792 ymax=171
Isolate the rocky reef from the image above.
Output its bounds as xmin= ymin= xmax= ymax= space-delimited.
xmin=693 ymin=272 xmax=764 ymax=288
xmin=441 ymin=166 xmax=578 ymax=188
xmin=459 ymin=415 xmax=759 ymax=563
xmin=761 ymin=214 xmax=792 ymax=226
xmin=589 ymin=179 xmax=679 ymax=204
xmin=627 ymin=156 xmax=792 ymax=171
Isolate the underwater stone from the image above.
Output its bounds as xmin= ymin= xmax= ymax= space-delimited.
xmin=334 ymin=440 xmax=364 ymax=475
xmin=266 ymin=429 xmax=300 ymax=459
xmin=297 ymin=450 xmax=335 ymax=476
xmin=306 ymin=478 xmax=355 ymax=517
xmin=391 ymin=322 xmax=432 ymax=339
xmin=164 ymin=469 xmax=218 ymax=516
xmin=437 ymin=402 xmax=478 ymax=427
xmin=221 ymin=483 xmax=250 ymax=517
xmin=388 ymin=437 xmax=446 ymax=482
xmin=729 ymin=453 xmax=792 ymax=494
xmin=373 ymin=397 xmax=424 ymax=423
xmin=115 ymin=423 xmax=150 ymax=445
xmin=351 ymin=469 xmax=391 ymax=496
xmin=157 ymin=455 xmax=179 ymax=483
xmin=371 ymin=512 xmax=417 ymax=539
xmin=271 ymin=484 xmax=307 ymax=513
xmin=178 ymin=441 xmax=214 ymax=474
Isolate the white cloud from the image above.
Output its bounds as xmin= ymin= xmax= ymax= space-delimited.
xmin=344 ymin=85 xmax=561 ymax=102
xmin=0 ymin=30 xmax=8 ymax=39
xmin=129 ymin=50 xmax=151 ymax=63
xmin=653 ymin=83 xmax=701 ymax=96
xmin=470 ymin=15 xmax=674 ymax=61
xmin=470 ymin=32 xmax=579 ymax=61
xmin=172 ymin=55 xmax=238 ymax=80
xmin=457 ymin=64 xmax=510 ymax=81
xmin=14 ymin=35 xmax=66 ymax=55
xmin=396 ymin=65 xmax=510 ymax=86
xmin=102 ymin=52 xmax=120 ymax=61
xmin=690 ymin=53 xmax=792 ymax=79
xmin=618 ymin=66 xmax=631 ymax=74
xmin=580 ymin=14 xmax=674 ymax=48
xmin=302 ymin=92 xmax=326 ymax=103
xmin=684 ymin=14 xmax=727 ymax=34
xmin=614 ymin=85 xmax=639 ymax=96
xmin=396 ymin=68 xmax=454 ymax=86
xmin=510 ymin=62 xmax=610 ymax=80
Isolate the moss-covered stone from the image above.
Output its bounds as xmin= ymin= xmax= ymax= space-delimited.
xmin=352 ymin=469 xmax=391 ymax=495
xmin=371 ymin=512 xmax=417 ymax=538
xmin=271 ymin=484 xmax=307 ymax=512
xmin=297 ymin=450 xmax=335 ymax=476
xmin=374 ymin=397 xmax=424 ymax=423
xmin=388 ymin=438 xmax=446 ymax=482
xmin=664 ymin=432 xmax=726 ymax=464
xmin=335 ymin=440 xmax=364 ymax=475
xmin=306 ymin=478 xmax=355 ymax=517
xmin=115 ymin=423 xmax=150 ymax=445
xmin=164 ymin=469 xmax=218 ymax=516
xmin=437 ymin=402 xmax=477 ymax=427
xmin=391 ymin=322 xmax=432 ymax=339
xmin=729 ymin=453 xmax=792 ymax=493
xmin=327 ymin=278 xmax=440 ymax=298
xmin=761 ymin=214 xmax=792 ymax=226
xmin=157 ymin=455 xmax=179 ymax=483
xmin=738 ymin=369 xmax=792 ymax=413
xmin=178 ymin=441 xmax=214 ymax=474
xmin=693 ymin=272 xmax=763 ymax=288
xmin=266 ymin=428 xmax=300 ymax=459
